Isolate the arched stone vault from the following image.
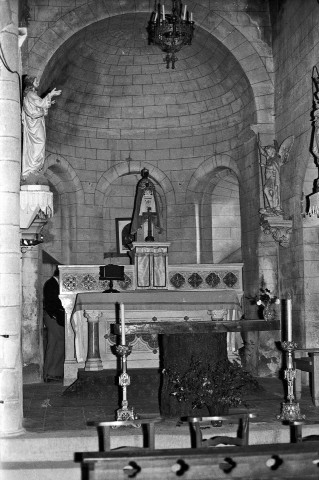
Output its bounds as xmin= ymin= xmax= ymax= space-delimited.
xmin=27 ymin=0 xmax=274 ymax=131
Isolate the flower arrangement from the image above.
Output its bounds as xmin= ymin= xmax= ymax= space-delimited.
xmin=163 ymin=357 xmax=260 ymax=412
xmin=255 ymin=287 xmax=280 ymax=307
xmin=247 ymin=277 xmax=280 ymax=320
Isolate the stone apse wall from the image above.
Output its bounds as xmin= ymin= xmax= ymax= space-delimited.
xmin=20 ymin=0 xmax=292 ymax=378
xmin=270 ymin=0 xmax=319 ymax=349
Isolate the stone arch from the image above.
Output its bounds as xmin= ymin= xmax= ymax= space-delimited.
xmin=187 ymin=154 xmax=241 ymax=203
xmin=45 ymin=152 xmax=84 ymax=202
xmin=187 ymin=155 xmax=241 ymax=264
xmin=28 ymin=1 xmax=273 ymax=130
xmin=43 ymin=153 xmax=85 ymax=264
xmin=95 ymin=160 xmax=175 ymax=208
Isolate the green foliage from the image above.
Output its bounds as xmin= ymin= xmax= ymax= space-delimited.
xmin=163 ymin=357 xmax=260 ymax=410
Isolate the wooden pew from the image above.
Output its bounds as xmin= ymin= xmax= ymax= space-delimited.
xmin=77 ymin=442 xmax=319 ymax=479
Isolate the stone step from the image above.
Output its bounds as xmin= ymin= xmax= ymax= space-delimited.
xmin=2 ymin=420 xmax=319 ymax=480
xmin=2 ymin=461 xmax=80 ymax=480
xmin=2 ymin=423 xmax=319 ymax=480
xmin=2 ymin=423 xmax=319 ymax=464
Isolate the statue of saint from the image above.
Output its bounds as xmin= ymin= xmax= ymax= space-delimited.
xmin=312 ymin=94 xmax=319 ymax=158
xmin=258 ymin=135 xmax=294 ymax=215
xmin=130 ymin=168 xmax=163 ymax=242
xmin=22 ymin=76 xmax=62 ymax=178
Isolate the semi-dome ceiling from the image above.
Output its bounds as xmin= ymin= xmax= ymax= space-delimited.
xmin=43 ymin=13 xmax=255 ymax=165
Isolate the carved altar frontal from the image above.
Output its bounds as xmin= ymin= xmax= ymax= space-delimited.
xmin=59 ymin=260 xmax=243 ymax=385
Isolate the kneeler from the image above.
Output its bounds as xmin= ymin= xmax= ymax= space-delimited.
xmin=184 ymin=411 xmax=257 ymax=448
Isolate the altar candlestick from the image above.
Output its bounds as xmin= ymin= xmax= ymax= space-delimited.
xmin=195 ymin=203 xmax=200 ymax=264
xmin=190 ymin=12 xmax=193 ymax=22
xmin=162 ymin=4 xmax=165 ymax=20
xmin=120 ymin=302 xmax=126 ymax=345
xmin=287 ymin=298 xmax=292 ymax=341
xmin=154 ymin=12 xmax=158 ymax=22
xmin=183 ymin=4 xmax=187 ymax=20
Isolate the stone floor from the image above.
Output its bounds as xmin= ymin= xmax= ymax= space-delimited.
xmin=2 ymin=376 xmax=318 ymax=480
xmin=23 ymin=376 xmax=319 ymax=434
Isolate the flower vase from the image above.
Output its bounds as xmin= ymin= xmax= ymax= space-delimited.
xmin=263 ymin=303 xmax=274 ymax=321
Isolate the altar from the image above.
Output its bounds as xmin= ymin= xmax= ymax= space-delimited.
xmin=59 ymin=260 xmax=246 ymax=385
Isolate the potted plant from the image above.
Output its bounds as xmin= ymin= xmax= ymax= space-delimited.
xmin=163 ymin=357 xmax=260 ymax=416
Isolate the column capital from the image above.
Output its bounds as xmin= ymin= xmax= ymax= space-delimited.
xmin=83 ymin=310 xmax=102 ymax=322
xmin=59 ymin=294 xmax=76 ymax=316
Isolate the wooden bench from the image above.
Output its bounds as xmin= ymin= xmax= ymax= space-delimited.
xmin=87 ymin=419 xmax=160 ymax=451
xmin=290 ymin=420 xmax=319 ymax=443
xmin=293 ymin=348 xmax=319 ymax=406
xmin=77 ymin=443 xmax=319 ymax=479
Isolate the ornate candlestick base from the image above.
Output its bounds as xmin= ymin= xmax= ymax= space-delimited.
xmin=115 ymin=344 xmax=139 ymax=423
xmin=277 ymin=341 xmax=305 ymax=422
xmin=277 ymin=401 xmax=305 ymax=422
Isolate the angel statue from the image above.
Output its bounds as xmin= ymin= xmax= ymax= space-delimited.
xmin=258 ymin=135 xmax=295 ymax=215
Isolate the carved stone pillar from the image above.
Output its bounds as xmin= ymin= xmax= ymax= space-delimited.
xmin=59 ymin=294 xmax=78 ymax=384
xmin=83 ymin=310 xmax=103 ymax=371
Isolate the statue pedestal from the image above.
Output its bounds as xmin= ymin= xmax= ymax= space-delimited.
xmin=132 ymin=242 xmax=170 ymax=289
xmin=260 ymin=213 xmax=292 ymax=248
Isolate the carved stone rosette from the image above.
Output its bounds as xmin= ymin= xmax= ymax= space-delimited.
xmin=260 ymin=214 xmax=293 ymax=248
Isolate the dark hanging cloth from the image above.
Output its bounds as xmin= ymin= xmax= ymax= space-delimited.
xmin=130 ymin=170 xmax=163 ymax=236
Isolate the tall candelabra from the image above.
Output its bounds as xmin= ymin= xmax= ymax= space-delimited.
xmin=115 ymin=344 xmax=137 ymax=421
xmin=115 ymin=303 xmax=138 ymax=422
xmin=277 ymin=298 xmax=305 ymax=422
xmin=277 ymin=342 xmax=305 ymax=421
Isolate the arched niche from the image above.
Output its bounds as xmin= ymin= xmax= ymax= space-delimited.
xmin=42 ymin=153 xmax=85 ymax=266
xmin=96 ymin=162 xmax=173 ymax=261
xmin=187 ymin=155 xmax=241 ymax=264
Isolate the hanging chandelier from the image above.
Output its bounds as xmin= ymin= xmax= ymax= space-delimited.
xmin=149 ymin=1 xmax=195 ymax=69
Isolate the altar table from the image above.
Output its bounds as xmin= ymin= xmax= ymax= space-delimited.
xmin=71 ymin=291 xmax=281 ymax=375
xmin=74 ymin=290 xmax=241 ymax=317
xmin=112 ymin=319 xmax=280 ymax=335
xmin=73 ymin=290 xmax=242 ymax=372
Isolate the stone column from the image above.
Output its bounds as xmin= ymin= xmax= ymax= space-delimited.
xmin=21 ymin=246 xmax=43 ymax=383
xmin=0 ymin=0 xmax=24 ymax=435
xmin=84 ymin=311 xmax=103 ymax=371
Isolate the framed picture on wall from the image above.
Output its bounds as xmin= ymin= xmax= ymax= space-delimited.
xmin=116 ymin=218 xmax=135 ymax=256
